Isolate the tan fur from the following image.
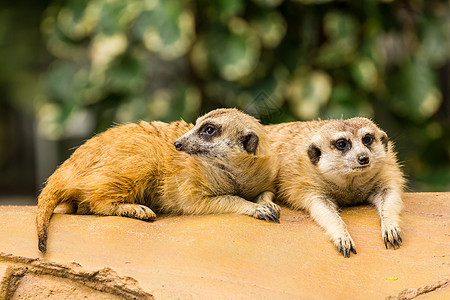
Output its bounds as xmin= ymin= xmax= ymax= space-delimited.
xmin=37 ymin=108 xmax=279 ymax=253
xmin=266 ymin=118 xmax=405 ymax=257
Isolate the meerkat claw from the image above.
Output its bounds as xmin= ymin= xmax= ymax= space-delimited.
xmin=256 ymin=210 xmax=279 ymax=223
xmin=384 ymin=229 xmax=402 ymax=249
xmin=268 ymin=208 xmax=280 ymax=222
xmin=337 ymin=240 xmax=356 ymax=257
xmin=338 ymin=243 xmax=350 ymax=257
xmin=273 ymin=207 xmax=281 ymax=218
xmin=271 ymin=213 xmax=280 ymax=223
xmin=394 ymin=234 xmax=400 ymax=248
xmin=390 ymin=236 xmax=396 ymax=249
xmin=258 ymin=214 xmax=270 ymax=222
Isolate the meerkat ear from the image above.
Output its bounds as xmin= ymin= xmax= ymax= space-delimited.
xmin=380 ymin=131 xmax=389 ymax=152
xmin=242 ymin=131 xmax=259 ymax=154
xmin=307 ymin=144 xmax=321 ymax=165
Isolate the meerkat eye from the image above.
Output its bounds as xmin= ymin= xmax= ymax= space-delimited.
xmin=335 ymin=139 xmax=350 ymax=151
xmin=362 ymin=134 xmax=374 ymax=146
xmin=201 ymin=124 xmax=216 ymax=135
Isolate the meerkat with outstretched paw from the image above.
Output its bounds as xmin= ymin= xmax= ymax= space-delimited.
xmin=266 ymin=118 xmax=405 ymax=257
xmin=37 ymin=108 xmax=280 ymax=253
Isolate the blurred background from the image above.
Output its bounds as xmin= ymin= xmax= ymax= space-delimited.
xmin=0 ymin=0 xmax=449 ymax=204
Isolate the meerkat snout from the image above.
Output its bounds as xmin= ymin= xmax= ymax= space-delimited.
xmin=175 ymin=116 xmax=262 ymax=157
xmin=174 ymin=122 xmax=221 ymax=156
xmin=357 ymin=154 xmax=370 ymax=165
xmin=174 ymin=141 xmax=183 ymax=151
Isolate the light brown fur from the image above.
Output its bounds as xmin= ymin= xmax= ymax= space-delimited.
xmin=266 ymin=118 xmax=405 ymax=257
xmin=37 ymin=108 xmax=279 ymax=253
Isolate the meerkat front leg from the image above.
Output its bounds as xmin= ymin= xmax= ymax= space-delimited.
xmin=200 ymin=194 xmax=280 ymax=222
xmin=369 ymin=188 xmax=403 ymax=249
xmin=308 ymin=196 xmax=356 ymax=257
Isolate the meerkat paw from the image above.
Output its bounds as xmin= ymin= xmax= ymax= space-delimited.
xmin=334 ymin=236 xmax=357 ymax=258
xmin=258 ymin=201 xmax=281 ymax=221
xmin=254 ymin=191 xmax=280 ymax=220
xmin=116 ymin=204 xmax=156 ymax=221
xmin=251 ymin=203 xmax=280 ymax=223
xmin=382 ymin=223 xmax=402 ymax=249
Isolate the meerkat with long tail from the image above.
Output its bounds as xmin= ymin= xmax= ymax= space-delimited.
xmin=37 ymin=108 xmax=280 ymax=253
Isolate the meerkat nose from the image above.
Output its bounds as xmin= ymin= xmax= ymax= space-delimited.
xmin=174 ymin=141 xmax=183 ymax=151
xmin=358 ymin=155 xmax=370 ymax=165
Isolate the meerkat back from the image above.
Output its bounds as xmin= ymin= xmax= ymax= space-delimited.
xmin=36 ymin=120 xmax=193 ymax=253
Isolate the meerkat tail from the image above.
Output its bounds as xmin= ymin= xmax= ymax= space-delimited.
xmin=36 ymin=189 xmax=61 ymax=254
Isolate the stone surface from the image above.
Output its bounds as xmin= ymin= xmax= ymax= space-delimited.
xmin=0 ymin=254 xmax=152 ymax=299
xmin=0 ymin=192 xmax=449 ymax=299
xmin=13 ymin=273 xmax=123 ymax=300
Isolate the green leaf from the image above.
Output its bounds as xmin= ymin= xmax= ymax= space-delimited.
xmin=350 ymin=58 xmax=379 ymax=91
xmin=286 ymin=70 xmax=332 ymax=120
xmin=208 ymin=19 xmax=261 ymax=81
xmin=213 ymin=0 xmax=244 ymax=21
xmin=105 ymin=54 xmax=145 ymax=94
xmin=98 ymin=1 xmax=129 ymax=35
xmin=389 ymin=59 xmax=442 ymax=121
xmin=56 ymin=0 xmax=90 ymax=40
xmin=417 ymin=17 xmax=450 ymax=66
xmin=251 ymin=0 xmax=284 ymax=8
xmin=316 ymin=12 xmax=358 ymax=68
xmin=45 ymin=60 xmax=80 ymax=102
xmin=250 ymin=11 xmax=287 ymax=49
xmin=134 ymin=0 xmax=195 ymax=60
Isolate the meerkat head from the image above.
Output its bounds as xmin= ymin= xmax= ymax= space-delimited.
xmin=173 ymin=108 xmax=268 ymax=159
xmin=306 ymin=117 xmax=389 ymax=184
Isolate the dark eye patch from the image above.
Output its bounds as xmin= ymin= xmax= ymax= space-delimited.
xmin=362 ymin=134 xmax=374 ymax=146
xmin=198 ymin=123 xmax=221 ymax=139
xmin=334 ymin=139 xmax=351 ymax=151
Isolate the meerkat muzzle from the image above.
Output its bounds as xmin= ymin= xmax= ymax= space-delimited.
xmin=357 ymin=155 xmax=370 ymax=165
xmin=174 ymin=141 xmax=183 ymax=151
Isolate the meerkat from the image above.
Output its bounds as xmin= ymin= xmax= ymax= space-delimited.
xmin=266 ymin=118 xmax=405 ymax=257
xmin=36 ymin=108 xmax=280 ymax=253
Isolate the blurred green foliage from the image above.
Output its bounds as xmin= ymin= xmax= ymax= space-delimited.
xmin=1 ymin=0 xmax=449 ymax=191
